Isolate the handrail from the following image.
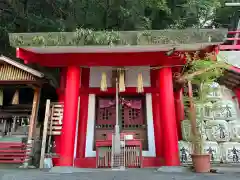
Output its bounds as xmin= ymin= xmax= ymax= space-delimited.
xmin=220 ymin=30 xmax=240 ymax=50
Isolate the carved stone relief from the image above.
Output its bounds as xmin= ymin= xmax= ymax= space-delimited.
xmin=203 ymin=141 xmax=221 ymax=162
xmin=212 ymin=100 xmax=238 ymax=121
xmin=205 ymin=120 xmax=230 ymax=142
xmin=229 ymin=121 xmax=240 ymax=142
xmin=181 ymin=119 xmax=207 ymax=142
xmin=178 ymin=141 xmax=192 ymax=164
xmin=220 ymin=142 xmax=240 ymax=163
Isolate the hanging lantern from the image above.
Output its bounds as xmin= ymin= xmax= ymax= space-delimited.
xmin=137 ymin=72 xmax=144 ymax=93
xmin=12 ymin=89 xmax=19 ymax=105
xmin=0 ymin=89 xmax=3 ymax=106
xmin=119 ymin=69 xmax=125 ymax=92
xmin=100 ymin=72 xmax=107 ymax=91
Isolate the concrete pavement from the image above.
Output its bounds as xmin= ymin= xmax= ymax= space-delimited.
xmin=0 ymin=168 xmax=239 ymax=180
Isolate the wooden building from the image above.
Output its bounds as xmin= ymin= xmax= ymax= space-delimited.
xmin=0 ymin=55 xmax=53 ymax=166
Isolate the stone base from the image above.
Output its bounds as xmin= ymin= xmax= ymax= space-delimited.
xmin=156 ymin=166 xmax=191 ymax=173
xmin=111 ymin=166 xmax=126 ymax=171
xmin=18 ymin=165 xmax=36 ymax=169
xmin=49 ymin=166 xmax=112 ymax=173
xmin=211 ymin=166 xmax=240 ymax=173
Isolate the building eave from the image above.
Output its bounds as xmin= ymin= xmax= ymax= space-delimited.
xmin=19 ymin=42 xmax=221 ymax=54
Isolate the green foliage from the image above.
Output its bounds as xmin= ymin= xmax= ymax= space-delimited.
xmin=1 ymin=0 xmax=230 ymax=55
xmin=183 ymin=58 xmax=226 ymax=117
xmin=74 ymin=28 xmax=121 ymax=45
xmin=183 ymin=54 xmax=228 ymax=106
xmin=180 ymin=0 xmax=221 ymax=27
xmin=189 ymin=61 xmax=223 ymax=85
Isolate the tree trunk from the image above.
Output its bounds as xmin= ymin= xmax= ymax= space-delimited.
xmin=187 ymin=81 xmax=198 ymax=154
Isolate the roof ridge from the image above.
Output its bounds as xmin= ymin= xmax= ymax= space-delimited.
xmin=0 ymin=55 xmax=44 ymax=78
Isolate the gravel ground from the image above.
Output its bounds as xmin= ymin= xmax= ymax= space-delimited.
xmin=0 ymin=169 xmax=239 ymax=180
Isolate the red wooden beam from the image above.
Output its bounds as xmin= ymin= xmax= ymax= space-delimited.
xmin=219 ymin=45 xmax=240 ymax=50
xmin=16 ymin=47 xmax=186 ymax=67
xmin=226 ymin=38 xmax=240 ymax=41
xmin=227 ymin=30 xmax=240 ymax=34
xmin=58 ymin=86 xmax=182 ymax=95
xmin=80 ymin=87 xmax=157 ymax=94
xmin=16 ymin=48 xmax=40 ymax=64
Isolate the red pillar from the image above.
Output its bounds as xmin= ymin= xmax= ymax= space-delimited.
xmin=152 ymin=93 xmax=162 ymax=159
xmin=59 ymin=66 xmax=81 ymax=166
xmin=76 ymin=68 xmax=90 ymax=161
xmin=158 ymin=67 xmax=180 ymax=166
xmin=150 ymin=70 xmax=163 ymax=161
xmin=174 ymin=89 xmax=184 ymax=140
xmin=234 ymin=89 xmax=240 ymax=108
xmin=54 ymin=68 xmax=66 ymax=166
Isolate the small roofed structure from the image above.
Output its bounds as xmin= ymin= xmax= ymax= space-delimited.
xmin=0 ymin=55 xmax=45 ymax=84
xmin=8 ymin=28 xmax=227 ymax=168
xmin=0 ymin=55 xmax=47 ymax=167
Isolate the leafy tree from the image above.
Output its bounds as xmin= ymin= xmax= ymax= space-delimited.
xmin=179 ymin=53 xmax=229 ymax=154
xmin=0 ymin=0 xmax=236 ymax=56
